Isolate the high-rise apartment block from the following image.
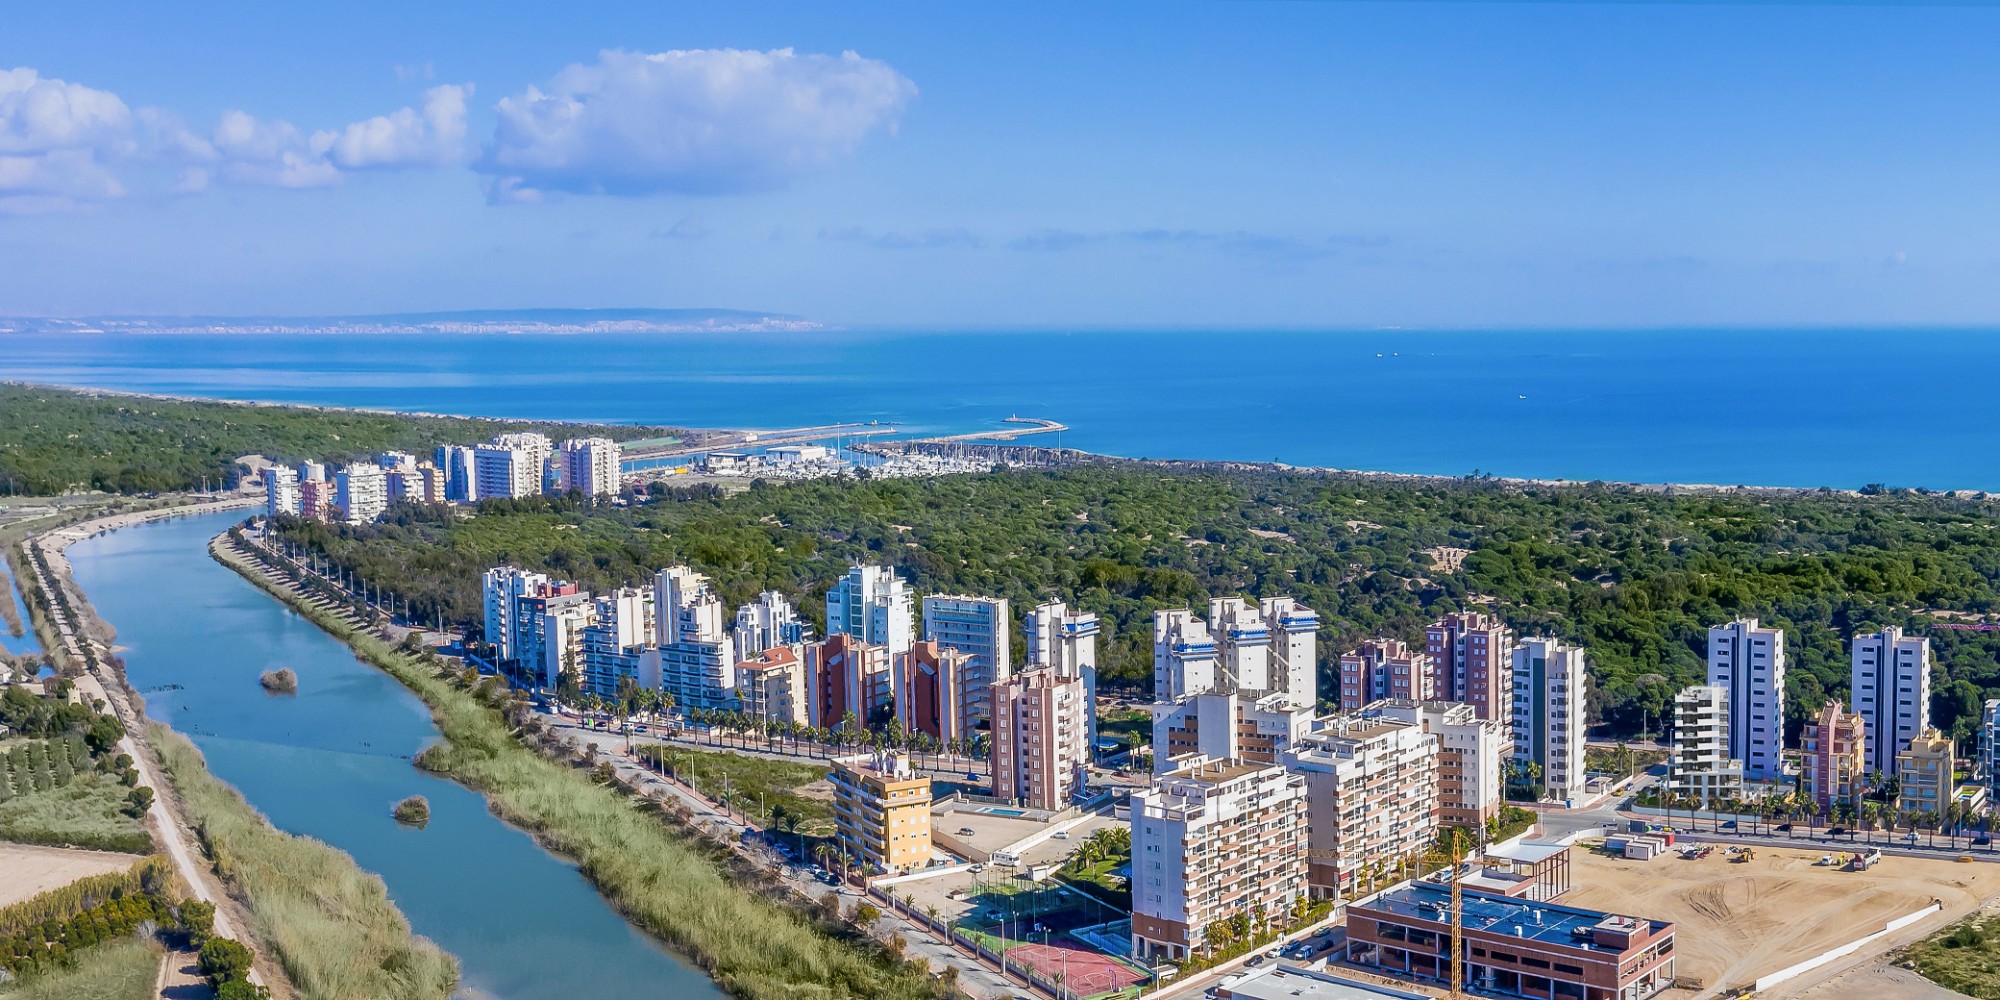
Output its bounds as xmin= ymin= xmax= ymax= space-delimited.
xmin=1024 ymin=600 xmax=1101 ymax=750
xmin=644 ymin=566 xmax=735 ymax=711
xmin=1152 ymin=602 xmax=1315 ymax=771
xmin=435 ymin=445 xmax=478 ymax=501
xmin=298 ymin=477 xmax=330 ymax=521
xmin=1337 ymin=638 xmax=1433 ymax=711
xmin=1282 ymin=715 xmax=1439 ymax=897
xmin=733 ymin=591 xmax=810 ymax=662
xmin=1366 ymin=700 xmax=1504 ymax=829
xmin=831 ymin=752 xmax=932 ymax=874
xmin=1668 ymin=685 xmax=1741 ymax=808
xmin=1261 ymin=596 xmax=1321 ymax=710
xmin=579 ymin=587 xmax=653 ymax=698
xmin=265 ymin=465 xmax=300 ymax=519
xmin=1707 ymin=618 xmax=1786 ymax=782
xmin=1802 ymin=700 xmax=1867 ymax=811
xmin=921 ymin=595 xmax=1011 ymax=737
xmin=991 ymin=666 xmax=1090 ymax=810
xmin=1154 ymin=610 xmax=1219 ymax=701
xmin=1130 ymin=759 xmax=1308 ymax=962
xmin=807 ymin=633 xmax=891 ymax=729
xmin=826 ymin=565 xmax=914 ymax=659
xmin=475 ymin=432 xmax=552 ymax=500
xmin=1985 ymin=700 xmax=2000 ymax=801
xmin=555 ymin=437 xmax=622 ymax=498
xmin=894 ymin=641 xmax=975 ymax=744
xmin=1851 ymin=626 xmax=1931 ymax=779
xmin=1427 ymin=611 xmax=1513 ymax=723
xmin=1511 ymin=637 xmax=1588 ymax=802
xmin=333 ymin=461 xmax=387 ymax=524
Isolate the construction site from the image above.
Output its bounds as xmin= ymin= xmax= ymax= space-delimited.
xmin=1562 ymin=840 xmax=2000 ymax=998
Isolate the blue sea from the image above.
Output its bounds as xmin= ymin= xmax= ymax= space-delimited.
xmin=3 ymin=327 xmax=1996 ymax=490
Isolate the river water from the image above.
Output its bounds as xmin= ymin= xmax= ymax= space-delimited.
xmin=66 ymin=509 xmax=725 ymax=1000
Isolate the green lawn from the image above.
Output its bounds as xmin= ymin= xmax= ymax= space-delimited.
xmin=642 ymin=745 xmax=836 ymax=836
xmin=0 ymin=936 xmax=161 ymax=1000
xmin=0 ymin=772 xmax=150 ymax=853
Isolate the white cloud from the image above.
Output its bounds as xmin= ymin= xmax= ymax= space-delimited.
xmin=326 ymin=84 xmax=471 ymax=170
xmin=0 ymin=65 xmax=470 ymax=211
xmin=479 ymin=47 xmax=915 ymax=202
xmin=0 ymin=67 xmax=135 ymax=212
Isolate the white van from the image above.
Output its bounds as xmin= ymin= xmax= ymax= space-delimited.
xmin=992 ymin=850 xmax=1021 ymax=866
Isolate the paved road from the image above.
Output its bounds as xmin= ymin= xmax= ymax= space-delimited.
xmin=27 ymin=497 xmax=267 ymax=995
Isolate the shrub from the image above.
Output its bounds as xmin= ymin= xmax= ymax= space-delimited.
xmin=198 ymin=937 xmax=255 ymax=984
xmin=392 ymin=796 xmax=429 ymax=827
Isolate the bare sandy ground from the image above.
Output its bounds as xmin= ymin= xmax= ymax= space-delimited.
xmin=1566 ymin=845 xmax=2000 ymax=997
xmin=0 ymin=842 xmax=146 ymax=908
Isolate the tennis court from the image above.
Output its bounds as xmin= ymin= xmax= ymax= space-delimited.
xmin=953 ymin=875 xmax=1148 ymax=998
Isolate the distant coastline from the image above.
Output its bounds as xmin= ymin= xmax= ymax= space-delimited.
xmin=14 ymin=379 xmax=1963 ymax=502
xmin=0 ymin=307 xmax=822 ymax=337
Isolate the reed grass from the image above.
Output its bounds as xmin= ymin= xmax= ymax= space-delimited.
xmin=217 ymin=537 xmax=944 ymax=1000
xmin=151 ymin=727 xmax=457 ymax=1000
xmin=0 ymin=935 xmax=161 ymax=1000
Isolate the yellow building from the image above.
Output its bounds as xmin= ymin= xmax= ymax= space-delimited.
xmin=1895 ymin=728 xmax=1954 ymax=819
xmin=831 ymin=752 xmax=932 ymax=874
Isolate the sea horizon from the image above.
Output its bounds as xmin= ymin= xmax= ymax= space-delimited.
xmin=8 ymin=325 xmax=1999 ymax=493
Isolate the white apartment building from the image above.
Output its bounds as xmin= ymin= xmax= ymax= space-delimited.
xmin=1282 ymin=716 xmax=1438 ymax=897
xmin=1707 ymin=618 xmax=1786 ymax=783
xmin=1024 ymin=600 xmax=1101 ymax=751
xmin=1130 ymin=759 xmax=1308 ymax=962
xmin=825 ymin=564 xmax=914 ymax=658
xmin=733 ymin=591 xmax=811 ymax=662
xmin=1365 ymin=700 xmax=1505 ymax=829
xmin=1154 ymin=610 xmax=1219 ymax=701
xmin=1668 ymin=684 xmax=1742 ymax=808
xmin=475 ymin=432 xmax=552 ymax=500
xmin=1209 ymin=597 xmax=1275 ymax=695
xmin=1152 ymin=690 xmax=1314 ymax=773
xmin=1851 ymin=626 xmax=1931 ymax=778
xmin=1261 ymin=596 xmax=1320 ymax=710
xmin=991 ymin=666 xmax=1090 ymax=810
xmin=647 ymin=566 xmax=735 ymax=710
xmin=265 ymin=465 xmax=300 ymax=519
xmin=1512 ymin=636 xmax=1589 ymax=802
xmin=332 ymin=461 xmax=387 ymax=524
xmin=922 ymin=595 xmax=1012 ymax=737
xmin=579 ymin=587 xmax=653 ymax=699
xmin=1983 ymin=700 xmax=2000 ymax=800
xmin=555 ymin=437 xmax=622 ymax=498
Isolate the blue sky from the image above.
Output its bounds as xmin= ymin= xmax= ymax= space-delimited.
xmin=2 ymin=2 xmax=1997 ymax=327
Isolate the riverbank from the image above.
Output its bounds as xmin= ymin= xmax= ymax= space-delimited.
xmin=212 ymin=530 xmax=949 ymax=1000
xmin=16 ymin=495 xmax=453 ymax=998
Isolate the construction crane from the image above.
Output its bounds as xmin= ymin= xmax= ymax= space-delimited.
xmin=1308 ymin=826 xmax=1470 ymax=999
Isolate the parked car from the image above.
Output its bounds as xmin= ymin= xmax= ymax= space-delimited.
xmin=1248 ymin=956 xmax=1268 ymax=967
xmin=966 ymin=771 xmax=980 ymax=780
xmin=1053 ymin=831 xmax=1069 ymax=840
xmin=958 ymin=827 xmax=976 ymax=836
xmin=1974 ymin=835 xmax=1992 ymax=846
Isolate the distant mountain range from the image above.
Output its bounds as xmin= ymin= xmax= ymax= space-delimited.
xmin=0 ymin=308 xmax=821 ymax=335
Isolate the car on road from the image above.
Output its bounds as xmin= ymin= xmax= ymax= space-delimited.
xmin=1976 ymin=835 xmax=1992 ymax=846
xmin=1248 ymin=956 xmax=1269 ymax=967
xmin=1775 ymin=823 xmax=1792 ymax=832
xmin=966 ymin=771 xmax=980 ymax=780
xmin=1052 ymin=831 xmax=1069 ymax=839
xmin=1720 ymin=820 xmax=1736 ymax=829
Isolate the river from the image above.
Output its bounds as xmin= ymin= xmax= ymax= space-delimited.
xmin=66 ymin=509 xmax=726 ymax=1000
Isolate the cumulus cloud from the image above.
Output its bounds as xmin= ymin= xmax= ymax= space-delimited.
xmin=480 ymin=48 xmax=915 ymax=202
xmin=0 ymin=66 xmax=470 ymax=211
xmin=326 ymin=84 xmax=471 ymax=170
xmin=0 ymin=67 xmax=136 ymax=211
xmin=213 ymin=84 xmax=471 ymax=188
